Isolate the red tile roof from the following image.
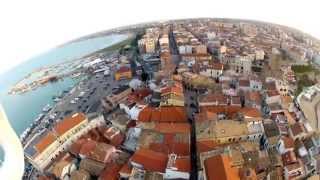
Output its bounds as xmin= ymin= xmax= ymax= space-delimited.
xmin=149 ymin=142 xmax=190 ymax=156
xmin=161 ymin=86 xmax=183 ymax=96
xmin=200 ymin=106 xmax=261 ymax=119
xmin=154 ymin=123 xmax=190 ymax=134
xmin=103 ymin=127 xmax=125 ymax=147
xmin=130 ymin=148 xmax=168 ymax=173
xmin=70 ymin=138 xmax=87 ymax=155
xmin=204 ymin=154 xmax=240 ymax=180
xmin=79 ymin=139 xmax=97 ymax=157
xmin=99 ymin=163 xmax=122 ymax=180
xmin=35 ymin=131 xmax=56 ymax=153
xmin=197 ymin=140 xmax=219 ymax=153
xmin=239 ymin=108 xmax=261 ymax=118
xmin=119 ymin=163 xmax=132 ymax=176
xmin=291 ymin=123 xmax=306 ymax=137
xmin=174 ymin=157 xmax=191 ymax=172
xmin=88 ymin=143 xmax=116 ymax=163
xmin=54 ymin=113 xmax=87 ymax=135
xmin=282 ymin=137 xmax=295 ymax=149
xmin=282 ymin=150 xmax=297 ymax=166
xmin=199 ymin=94 xmax=228 ymax=104
xmin=138 ymin=106 xmax=188 ymax=123
xmin=194 ymin=111 xmax=217 ymax=122
xmin=117 ymin=66 xmax=131 ymax=73
xmin=128 ymin=88 xmax=152 ymax=103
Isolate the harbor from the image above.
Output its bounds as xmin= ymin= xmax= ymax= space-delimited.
xmin=0 ymin=33 xmax=131 ymax=137
xmin=17 ymin=43 xmax=134 ymax=146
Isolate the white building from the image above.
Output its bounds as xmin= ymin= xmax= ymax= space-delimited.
xmin=249 ymin=78 xmax=263 ymax=91
xmin=199 ymin=63 xmax=224 ymax=79
xmin=275 ymin=79 xmax=290 ymax=96
xmin=207 ymin=32 xmax=216 ymax=40
xmin=24 ymin=113 xmax=104 ymax=172
xmin=230 ymin=56 xmax=253 ymax=75
xmin=164 ymin=154 xmax=190 ymax=179
xmin=255 ymin=49 xmax=265 ymax=60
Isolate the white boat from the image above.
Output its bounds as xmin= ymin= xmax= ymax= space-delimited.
xmin=34 ymin=114 xmax=45 ymax=123
xmin=42 ymin=104 xmax=52 ymax=112
xmin=53 ymin=97 xmax=61 ymax=102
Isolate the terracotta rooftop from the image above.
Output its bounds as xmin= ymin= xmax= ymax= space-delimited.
xmin=99 ymin=163 xmax=122 ymax=180
xmin=138 ymin=106 xmax=188 ymax=123
xmin=54 ymin=113 xmax=87 ymax=136
xmin=119 ymin=163 xmax=133 ymax=176
xmin=128 ymin=88 xmax=152 ymax=103
xmin=102 ymin=127 xmax=125 ymax=147
xmin=291 ymin=123 xmax=306 ymax=137
xmin=172 ymin=157 xmax=191 ymax=172
xmin=200 ymin=106 xmax=261 ymax=119
xmin=197 ymin=140 xmax=219 ymax=153
xmin=239 ymin=108 xmax=261 ymax=118
xmin=282 ymin=136 xmax=295 ymax=149
xmin=199 ymin=94 xmax=228 ymax=104
xmin=88 ymin=143 xmax=116 ymax=163
xmin=194 ymin=111 xmax=218 ymax=122
xmin=282 ymin=150 xmax=297 ymax=166
xmin=35 ymin=131 xmax=56 ymax=153
xmin=70 ymin=138 xmax=87 ymax=155
xmin=130 ymin=148 xmax=168 ymax=173
xmin=149 ymin=142 xmax=190 ymax=156
xmin=161 ymin=86 xmax=183 ymax=95
xmin=117 ymin=66 xmax=131 ymax=73
xmin=204 ymin=154 xmax=240 ymax=180
xmin=79 ymin=139 xmax=97 ymax=157
xmin=239 ymin=79 xmax=250 ymax=87
xmin=154 ymin=123 xmax=190 ymax=134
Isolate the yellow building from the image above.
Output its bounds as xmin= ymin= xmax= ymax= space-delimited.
xmin=160 ymin=82 xmax=185 ymax=107
xmin=196 ymin=119 xmax=264 ymax=145
xmin=115 ymin=66 xmax=132 ymax=81
xmin=160 ymin=93 xmax=185 ymax=107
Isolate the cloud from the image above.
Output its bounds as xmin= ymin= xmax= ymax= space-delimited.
xmin=0 ymin=0 xmax=319 ymax=74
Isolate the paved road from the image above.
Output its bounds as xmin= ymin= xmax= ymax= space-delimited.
xmin=184 ymin=89 xmax=199 ymax=180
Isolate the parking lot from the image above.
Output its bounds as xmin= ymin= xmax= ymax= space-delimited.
xmin=24 ymin=64 xmax=132 ymax=142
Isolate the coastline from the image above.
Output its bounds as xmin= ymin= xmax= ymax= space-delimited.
xmin=0 ymin=34 xmax=132 ymax=136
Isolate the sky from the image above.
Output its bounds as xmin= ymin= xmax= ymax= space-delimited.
xmin=0 ymin=0 xmax=319 ymax=75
